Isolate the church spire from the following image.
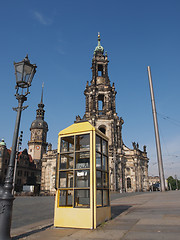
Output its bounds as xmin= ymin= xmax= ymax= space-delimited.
xmin=40 ymin=82 xmax=44 ymax=104
xmin=37 ymin=83 xmax=45 ymax=120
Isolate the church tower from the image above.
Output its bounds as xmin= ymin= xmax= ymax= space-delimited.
xmin=28 ymin=85 xmax=48 ymax=165
xmin=40 ymin=33 xmax=149 ymax=195
xmin=82 ymin=33 xmax=124 ymax=190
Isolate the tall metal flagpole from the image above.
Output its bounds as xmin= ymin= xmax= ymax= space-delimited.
xmin=147 ymin=66 xmax=166 ymax=192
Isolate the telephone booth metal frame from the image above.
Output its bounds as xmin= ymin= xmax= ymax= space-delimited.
xmin=54 ymin=121 xmax=111 ymax=229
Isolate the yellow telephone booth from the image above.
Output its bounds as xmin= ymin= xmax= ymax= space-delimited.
xmin=54 ymin=121 xmax=111 ymax=229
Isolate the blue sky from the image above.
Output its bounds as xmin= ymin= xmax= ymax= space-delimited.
xmin=0 ymin=0 xmax=180 ymax=179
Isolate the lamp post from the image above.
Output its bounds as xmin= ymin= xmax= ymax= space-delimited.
xmin=0 ymin=55 xmax=37 ymax=240
xmin=12 ymin=131 xmax=23 ymax=194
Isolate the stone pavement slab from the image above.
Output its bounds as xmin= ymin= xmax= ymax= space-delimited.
xmin=122 ymin=231 xmax=180 ymax=240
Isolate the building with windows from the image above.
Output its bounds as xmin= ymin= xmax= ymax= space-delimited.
xmin=0 ymin=139 xmax=10 ymax=184
xmin=0 ymin=139 xmax=38 ymax=192
xmin=40 ymin=144 xmax=57 ymax=195
xmin=148 ymin=175 xmax=161 ymax=191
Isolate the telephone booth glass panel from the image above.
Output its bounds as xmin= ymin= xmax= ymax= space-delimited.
xmin=96 ymin=134 xmax=109 ymax=207
xmin=58 ymin=133 xmax=90 ymax=208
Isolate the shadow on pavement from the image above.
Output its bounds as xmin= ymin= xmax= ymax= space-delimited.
xmin=111 ymin=205 xmax=131 ymax=219
xmin=12 ymin=224 xmax=53 ymax=240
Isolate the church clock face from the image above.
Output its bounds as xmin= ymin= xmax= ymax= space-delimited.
xmin=36 ymin=145 xmax=40 ymax=150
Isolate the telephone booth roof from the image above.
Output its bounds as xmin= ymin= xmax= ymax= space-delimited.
xmin=58 ymin=121 xmax=108 ymax=140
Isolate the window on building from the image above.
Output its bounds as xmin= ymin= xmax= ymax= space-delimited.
xmin=98 ymin=64 xmax=103 ymax=76
xmin=127 ymin=177 xmax=131 ymax=189
xmin=98 ymin=101 xmax=103 ymax=111
xmin=18 ymin=170 xmax=22 ymax=177
xmin=98 ymin=95 xmax=104 ymax=111
xmin=99 ymin=126 xmax=106 ymax=135
xmin=17 ymin=179 xmax=21 ymax=185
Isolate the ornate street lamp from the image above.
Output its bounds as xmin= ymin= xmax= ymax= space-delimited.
xmin=0 ymin=55 xmax=37 ymax=240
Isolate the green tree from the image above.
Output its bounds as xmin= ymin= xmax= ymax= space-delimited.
xmin=167 ymin=176 xmax=180 ymax=190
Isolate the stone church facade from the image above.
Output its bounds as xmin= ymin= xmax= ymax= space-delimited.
xmin=39 ymin=34 xmax=149 ymax=194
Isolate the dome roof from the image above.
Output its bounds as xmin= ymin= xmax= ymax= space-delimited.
xmin=94 ymin=45 xmax=104 ymax=53
xmin=30 ymin=119 xmax=48 ymax=131
xmin=94 ymin=33 xmax=104 ymax=54
xmin=0 ymin=139 xmax=6 ymax=146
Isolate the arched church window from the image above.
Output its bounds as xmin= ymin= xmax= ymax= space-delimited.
xmin=98 ymin=101 xmax=103 ymax=111
xmin=98 ymin=64 xmax=103 ymax=76
xmin=98 ymin=95 xmax=104 ymax=111
xmin=98 ymin=126 xmax=106 ymax=135
xmin=127 ymin=177 xmax=131 ymax=189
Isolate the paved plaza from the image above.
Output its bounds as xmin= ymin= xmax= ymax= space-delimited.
xmin=12 ymin=191 xmax=180 ymax=240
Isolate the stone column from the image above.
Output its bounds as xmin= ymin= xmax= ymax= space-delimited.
xmin=85 ymin=95 xmax=89 ymax=113
xmin=134 ymin=161 xmax=138 ymax=192
xmin=95 ymin=95 xmax=98 ymax=113
xmin=112 ymin=93 xmax=116 ymax=113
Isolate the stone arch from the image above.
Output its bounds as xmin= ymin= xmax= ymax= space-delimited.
xmin=98 ymin=125 xmax=106 ymax=135
xmin=127 ymin=177 xmax=131 ymax=189
xmin=98 ymin=94 xmax=104 ymax=111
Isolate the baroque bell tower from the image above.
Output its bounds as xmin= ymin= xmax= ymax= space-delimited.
xmin=82 ymin=33 xmax=124 ymax=190
xmin=84 ymin=33 xmax=124 ymax=148
xmin=28 ymin=84 xmax=48 ymax=165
